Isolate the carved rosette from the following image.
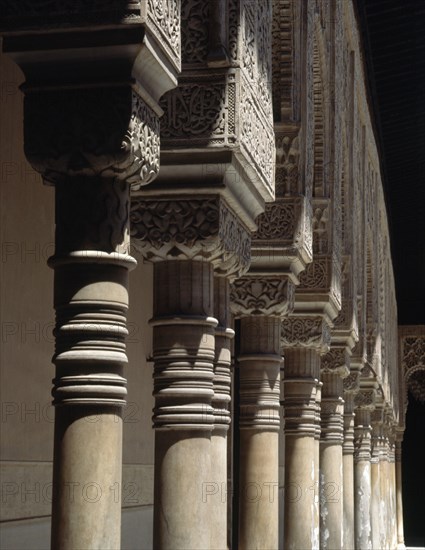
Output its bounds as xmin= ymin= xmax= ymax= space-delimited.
xmin=230 ymin=276 xmax=294 ymax=317
xmin=281 ymin=316 xmax=331 ymax=353
xmin=130 ymin=196 xmax=251 ymax=278
xmin=25 ymin=87 xmax=160 ymax=189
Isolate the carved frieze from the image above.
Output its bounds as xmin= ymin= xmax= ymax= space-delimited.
xmin=230 ymin=277 xmax=294 ymax=317
xmin=281 ymin=316 xmax=331 ymax=351
xmin=159 ymin=0 xmax=275 ymax=204
xmin=147 ymin=0 xmax=181 ymax=71
xmin=130 ymin=196 xmax=251 ymax=276
xmin=161 ymin=76 xmax=230 ymax=142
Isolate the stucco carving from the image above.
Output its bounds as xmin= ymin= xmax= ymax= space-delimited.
xmin=343 ymin=371 xmax=361 ymax=393
xmin=321 ymin=347 xmax=350 ymax=377
xmin=130 ymin=196 xmax=251 ymax=276
xmin=25 ymin=87 xmax=160 ymax=188
xmin=354 ymin=389 xmax=375 ymax=410
xmin=281 ymin=316 xmax=331 ymax=351
xmin=230 ymin=277 xmax=294 ymax=317
xmin=274 ymin=132 xmax=300 ymax=196
xmin=147 ymin=0 xmax=181 ymax=71
xmin=159 ymin=0 xmax=275 ymax=201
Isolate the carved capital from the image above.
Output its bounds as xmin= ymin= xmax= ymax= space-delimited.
xmin=281 ymin=316 xmax=331 ymax=352
xmin=25 ymin=87 xmax=160 ymax=188
xmin=343 ymin=370 xmax=361 ymax=394
xmin=321 ymin=347 xmax=350 ymax=378
xmin=230 ymin=276 xmax=294 ymax=317
xmin=130 ymin=196 xmax=251 ymax=276
xmin=250 ymin=196 xmax=313 ymax=279
xmin=354 ymin=389 xmax=376 ymax=411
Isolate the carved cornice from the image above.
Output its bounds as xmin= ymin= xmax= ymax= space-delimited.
xmin=230 ymin=276 xmax=294 ymax=317
xmin=130 ymin=196 xmax=251 ymax=277
xmin=281 ymin=316 xmax=331 ymax=352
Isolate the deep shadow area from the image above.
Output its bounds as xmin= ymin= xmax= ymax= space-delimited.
xmin=402 ymin=392 xmax=425 ymax=547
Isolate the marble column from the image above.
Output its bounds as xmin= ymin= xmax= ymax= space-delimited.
xmin=388 ymin=430 xmax=398 ymax=549
xmin=283 ymin=347 xmax=320 ymax=550
xmin=319 ymin=348 xmax=350 ymax=550
xmin=342 ymin=367 xmax=361 ymax=550
xmin=231 ymin=276 xmax=292 ymax=550
xmin=353 ymin=390 xmax=375 ymax=550
xmin=131 ymin=195 xmax=251 ymax=550
xmin=211 ymin=276 xmax=234 ymax=550
xmin=19 ymin=78 xmax=164 ymax=548
xmin=49 ymin=177 xmax=136 ymax=549
xmin=395 ymin=433 xmax=406 ymax=550
xmin=238 ymin=316 xmax=281 ymax=550
xmin=370 ymin=408 xmax=384 ymax=550
xmin=342 ymin=392 xmax=356 ymax=550
xmin=3 ymin=8 xmax=180 ymax=545
xmin=281 ymin=316 xmax=330 ymax=550
xmin=151 ymin=260 xmax=216 ymax=550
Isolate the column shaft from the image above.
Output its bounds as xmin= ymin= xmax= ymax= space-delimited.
xmin=211 ymin=276 xmax=233 ymax=550
xmin=238 ymin=316 xmax=281 ymax=550
xmin=319 ymin=372 xmax=344 ymax=550
xmin=343 ymin=393 xmax=356 ymax=550
xmin=152 ymin=260 xmax=216 ymax=550
xmin=354 ymin=408 xmax=373 ymax=550
xmin=51 ymin=177 xmax=135 ymax=549
xmin=395 ymin=439 xmax=406 ymax=549
xmin=283 ymin=348 xmax=320 ymax=550
xmin=370 ymin=435 xmax=381 ymax=550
